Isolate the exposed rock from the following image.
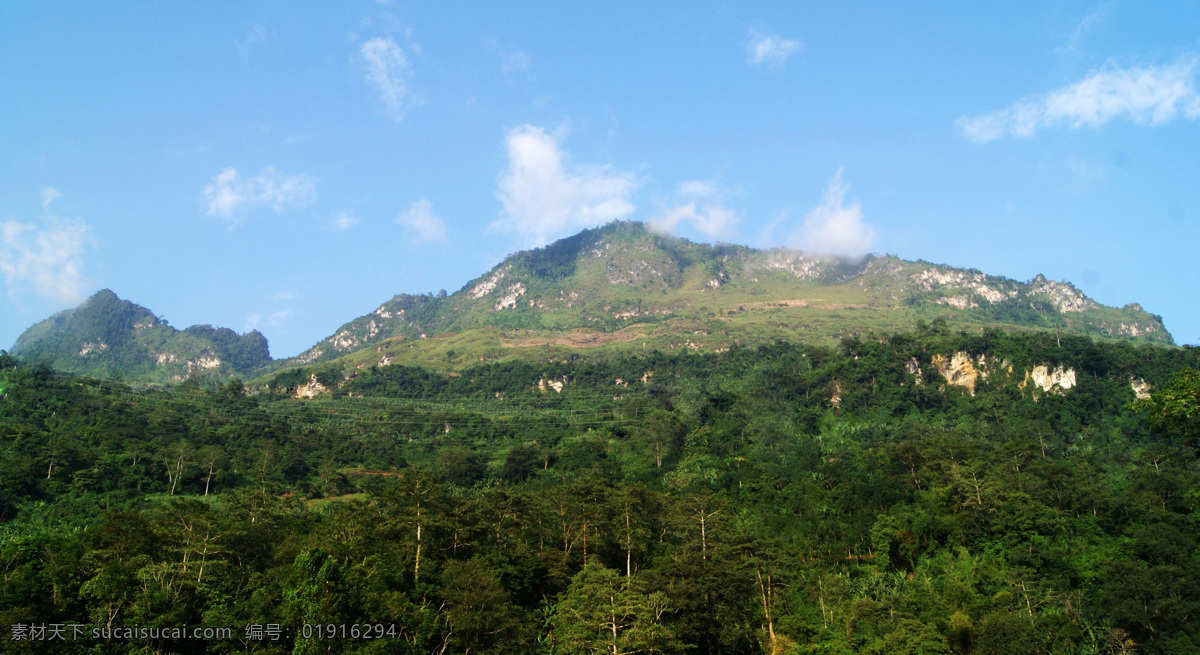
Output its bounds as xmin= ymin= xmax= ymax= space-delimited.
xmin=537 ymin=375 xmax=568 ymax=394
xmin=1023 ymin=365 xmax=1077 ymax=394
xmin=378 ymin=355 xmax=393 ymax=367
xmin=471 ymin=267 xmax=508 ymax=298
xmin=155 ymin=353 xmax=177 ymax=366
xmin=936 ymin=294 xmax=978 ymax=310
xmin=332 ymin=330 xmax=360 ymax=351
xmin=906 ymin=357 xmax=923 ymax=385
xmin=1118 ymin=322 xmax=1158 ymax=338
xmin=1130 ymin=377 xmax=1152 ymax=400
xmin=754 ymin=250 xmax=824 ymax=280
xmin=830 ymin=380 xmax=842 ymax=407
xmin=932 ymin=351 xmax=979 ymax=395
xmin=296 ymin=347 xmax=324 ymax=364
xmin=294 ymin=374 xmax=327 ymax=399
xmin=1028 ymin=275 xmax=1096 ymax=313
xmin=604 ymin=254 xmax=680 ymax=290
xmin=185 ymin=356 xmax=221 ymax=373
xmin=79 ymin=341 xmax=108 ymax=357
xmin=912 ymin=269 xmax=1012 ymax=304
xmin=495 ymin=283 xmax=527 ymax=310
xmin=640 ymin=371 xmax=654 ymax=384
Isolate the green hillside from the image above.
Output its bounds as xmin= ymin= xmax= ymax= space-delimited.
xmin=11 ymin=289 xmax=270 ymax=384
xmin=271 ymin=221 xmax=1171 ymax=380
xmin=1 ymin=330 xmax=1197 ymax=653
xmin=9 ymin=222 xmax=1172 ymax=387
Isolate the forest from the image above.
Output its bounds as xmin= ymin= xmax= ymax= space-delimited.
xmin=1 ymin=325 xmax=1198 ymax=654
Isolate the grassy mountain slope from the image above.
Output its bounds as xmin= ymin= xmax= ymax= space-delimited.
xmin=10 ymin=289 xmax=269 ymax=383
xmin=272 ymin=221 xmax=1171 ymax=376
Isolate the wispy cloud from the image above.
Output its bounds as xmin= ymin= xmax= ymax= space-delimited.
xmin=246 ymin=308 xmax=295 ymax=331
xmin=360 ymin=36 xmax=422 ymax=121
xmin=236 ymin=24 xmax=267 ymax=62
xmin=268 ymin=309 xmax=294 ymax=327
xmin=746 ymin=30 xmax=801 ymax=68
xmin=483 ymin=38 xmax=534 ymax=80
xmin=1 ymin=191 xmax=92 ymax=305
xmin=500 ymin=49 xmax=531 ymax=75
xmin=1059 ymin=2 xmax=1114 ymax=57
xmin=648 ymin=179 xmax=740 ymax=239
xmin=202 ymin=166 xmax=317 ymax=222
xmin=271 ymin=291 xmax=298 ymax=301
xmin=331 ymin=211 xmax=361 ymax=230
xmin=492 ymin=125 xmax=639 ymax=247
xmin=789 ymin=169 xmax=876 ymax=257
xmin=396 ymin=199 xmax=446 ymax=243
xmin=959 ymin=56 xmax=1200 ymax=143
xmin=40 ymin=187 xmax=62 ymax=210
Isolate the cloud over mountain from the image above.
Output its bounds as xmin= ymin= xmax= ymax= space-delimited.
xmin=791 ymin=170 xmax=876 ymax=257
xmin=492 ymin=125 xmax=638 ymax=247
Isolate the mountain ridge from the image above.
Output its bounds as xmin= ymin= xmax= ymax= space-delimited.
xmin=10 ymin=289 xmax=270 ymax=383
xmin=271 ymin=220 xmax=1171 ymax=374
xmin=9 ymin=221 xmax=1173 ymax=384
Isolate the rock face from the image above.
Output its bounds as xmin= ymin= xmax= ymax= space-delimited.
xmin=11 ymin=289 xmax=270 ymax=383
xmin=753 ymin=250 xmax=825 ymax=280
xmin=912 ymin=269 xmax=1014 ymax=304
xmin=537 ymin=375 xmax=568 ymax=394
xmin=932 ymin=352 xmax=981 ymax=395
xmin=1021 ymin=365 xmax=1077 ymax=395
xmin=293 ymin=374 xmax=327 ymax=399
xmin=923 ymin=351 xmax=1081 ymax=399
xmin=906 ymin=357 xmax=923 ymax=385
xmin=1028 ymin=275 xmax=1096 ymax=313
xmin=1130 ymin=377 xmax=1152 ymax=400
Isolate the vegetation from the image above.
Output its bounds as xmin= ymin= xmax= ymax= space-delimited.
xmin=11 ymin=290 xmax=271 ymax=384
xmin=275 ymin=222 xmax=1173 ymax=375
xmin=2 ymin=325 xmax=1198 ymax=653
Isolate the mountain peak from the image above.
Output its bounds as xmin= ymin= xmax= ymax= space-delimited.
xmin=278 ymin=224 xmax=1172 ymax=371
xmin=12 ymin=290 xmax=271 ymax=383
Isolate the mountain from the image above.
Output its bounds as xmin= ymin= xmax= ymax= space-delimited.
xmin=273 ymin=221 xmax=1171 ymax=374
xmin=10 ymin=289 xmax=270 ymax=383
xmin=8 ymin=222 xmax=1172 ymax=385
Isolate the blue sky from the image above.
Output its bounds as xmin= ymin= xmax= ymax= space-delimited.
xmin=2 ymin=1 xmax=1198 ymax=356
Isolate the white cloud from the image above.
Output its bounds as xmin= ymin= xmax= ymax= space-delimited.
xmin=236 ymin=24 xmax=267 ymax=62
xmin=331 ymin=211 xmax=361 ymax=230
xmin=959 ymin=57 xmax=1200 ymax=143
xmin=360 ymin=36 xmax=422 ymax=121
xmin=41 ymin=187 xmax=62 ymax=210
xmin=746 ymin=31 xmax=801 ymax=68
xmin=396 ymin=199 xmax=446 ymax=243
xmin=483 ymin=38 xmax=532 ymax=77
xmin=247 ymin=308 xmax=294 ymax=331
xmin=202 ymin=166 xmax=317 ymax=222
xmin=790 ymin=169 xmax=876 ymax=257
xmin=492 ymin=125 xmax=639 ymax=246
xmin=271 ymin=291 xmax=298 ymax=301
xmin=268 ymin=309 xmax=294 ymax=327
xmin=648 ymin=179 xmax=740 ymax=239
xmin=1059 ymin=2 xmax=1114 ymax=57
xmin=500 ymin=49 xmax=530 ymax=74
xmin=1 ymin=197 xmax=91 ymax=306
